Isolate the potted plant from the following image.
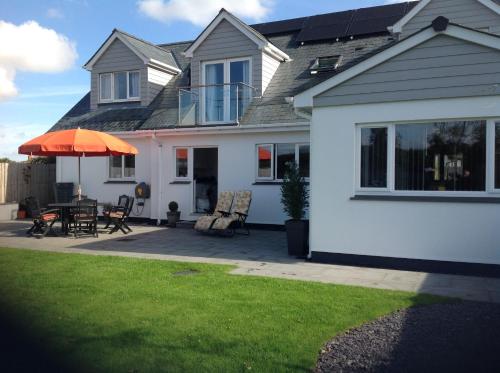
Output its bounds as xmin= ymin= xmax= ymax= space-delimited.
xmin=280 ymin=161 xmax=309 ymax=257
xmin=167 ymin=201 xmax=181 ymax=227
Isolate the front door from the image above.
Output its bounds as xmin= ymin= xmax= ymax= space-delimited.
xmin=193 ymin=148 xmax=218 ymax=213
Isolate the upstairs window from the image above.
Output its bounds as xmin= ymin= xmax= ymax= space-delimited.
xmin=100 ymin=71 xmax=140 ymax=102
xmin=310 ymin=55 xmax=342 ymax=75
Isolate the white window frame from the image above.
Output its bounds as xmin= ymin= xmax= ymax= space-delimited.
xmin=255 ymin=143 xmax=310 ymax=182
xmin=200 ymin=57 xmax=252 ymax=124
xmin=355 ymin=118 xmax=500 ymax=197
xmin=107 ymin=155 xmax=136 ymax=181
xmin=255 ymin=144 xmax=275 ymax=181
xmin=99 ymin=70 xmax=140 ymax=103
xmin=173 ymin=147 xmax=191 ymax=181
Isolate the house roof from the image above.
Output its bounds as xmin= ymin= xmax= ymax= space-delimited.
xmin=83 ymin=29 xmax=181 ymax=73
xmin=294 ymin=17 xmax=500 ymax=108
xmin=50 ymin=2 xmax=424 ymax=132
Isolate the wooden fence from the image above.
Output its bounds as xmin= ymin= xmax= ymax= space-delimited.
xmin=0 ymin=162 xmax=56 ymax=207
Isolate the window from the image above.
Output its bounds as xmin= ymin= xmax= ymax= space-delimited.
xmin=257 ymin=145 xmax=273 ymax=179
xmin=99 ymin=71 xmax=140 ymax=102
xmin=109 ymin=155 xmax=135 ymax=179
xmin=395 ymin=121 xmax=485 ymax=191
xmin=358 ymin=120 xmax=490 ymax=193
xmin=495 ymin=122 xmax=500 ymax=189
xmin=256 ymin=143 xmax=310 ymax=181
xmin=203 ymin=58 xmax=251 ymax=123
xmin=360 ymin=127 xmax=387 ymax=188
xmin=310 ymin=55 xmax=342 ymax=74
xmin=100 ymin=73 xmax=112 ymax=101
xmin=175 ymin=148 xmax=189 ymax=178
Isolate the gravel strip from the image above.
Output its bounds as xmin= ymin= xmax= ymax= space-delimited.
xmin=316 ymin=301 xmax=500 ymax=373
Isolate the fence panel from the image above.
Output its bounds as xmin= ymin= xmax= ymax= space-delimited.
xmin=0 ymin=162 xmax=56 ymax=205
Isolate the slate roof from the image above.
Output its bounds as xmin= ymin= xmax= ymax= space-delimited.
xmin=51 ymin=2 xmax=419 ymax=132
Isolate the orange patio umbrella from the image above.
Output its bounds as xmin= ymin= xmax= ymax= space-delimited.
xmin=18 ymin=128 xmax=138 ymax=198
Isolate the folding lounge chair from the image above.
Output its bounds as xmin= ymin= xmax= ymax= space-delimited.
xmin=211 ymin=191 xmax=252 ymax=236
xmin=25 ymin=197 xmax=60 ymax=237
xmin=194 ymin=191 xmax=234 ymax=232
xmin=108 ymin=196 xmax=134 ymax=234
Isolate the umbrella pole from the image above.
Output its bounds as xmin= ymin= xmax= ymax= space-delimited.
xmin=78 ymin=156 xmax=82 ymax=200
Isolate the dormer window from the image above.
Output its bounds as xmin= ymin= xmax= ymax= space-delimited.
xmin=99 ymin=70 xmax=140 ymax=103
xmin=310 ymin=55 xmax=342 ymax=75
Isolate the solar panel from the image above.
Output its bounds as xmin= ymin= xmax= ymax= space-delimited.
xmin=251 ymin=17 xmax=306 ymax=35
xmin=251 ymin=1 xmax=418 ymax=42
xmin=296 ymin=10 xmax=353 ymax=42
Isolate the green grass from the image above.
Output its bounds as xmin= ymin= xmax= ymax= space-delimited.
xmin=0 ymin=248 xmax=444 ymax=372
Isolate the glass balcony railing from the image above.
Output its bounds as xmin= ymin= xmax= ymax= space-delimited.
xmin=178 ymin=83 xmax=257 ymax=126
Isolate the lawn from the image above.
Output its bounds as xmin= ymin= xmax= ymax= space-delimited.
xmin=0 ymin=248 xmax=444 ymax=372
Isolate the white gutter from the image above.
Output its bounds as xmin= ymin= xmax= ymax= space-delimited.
xmin=109 ymin=122 xmax=310 ymax=138
xmin=151 ymin=130 xmax=163 ymax=225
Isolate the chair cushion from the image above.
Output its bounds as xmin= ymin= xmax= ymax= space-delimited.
xmin=40 ymin=213 xmax=58 ymax=222
xmin=74 ymin=213 xmax=94 ymax=219
xmin=194 ymin=215 xmax=217 ymax=231
xmin=109 ymin=211 xmax=125 ymax=219
xmin=211 ymin=216 xmax=235 ymax=230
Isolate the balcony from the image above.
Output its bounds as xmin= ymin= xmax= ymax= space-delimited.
xmin=178 ymin=83 xmax=257 ymax=126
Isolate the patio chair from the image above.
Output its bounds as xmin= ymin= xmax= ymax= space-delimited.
xmin=72 ymin=198 xmax=98 ymax=238
xmin=108 ymin=196 xmax=134 ymax=234
xmin=211 ymin=191 xmax=252 ymax=236
xmin=25 ymin=197 xmax=60 ymax=237
xmin=103 ymin=195 xmax=129 ymax=229
xmin=194 ymin=191 xmax=234 ymax=232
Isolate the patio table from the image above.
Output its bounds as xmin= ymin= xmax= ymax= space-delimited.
xmin=48 ymin=202 xmax=107 ymax=235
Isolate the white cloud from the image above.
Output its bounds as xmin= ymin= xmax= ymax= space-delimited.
xmin=137 ymin=0 xmax=273 ymax=26
xmin=0 ymin=122 xmax=51 ymax=161
xmin=0 ymin=20 xmax=78 ymax=101
xmin=46 ymin=8 xmax=65 ymax=19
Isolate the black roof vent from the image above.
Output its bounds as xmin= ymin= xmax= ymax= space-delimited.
xmin=432 ymin=16 xmax=449 ymax=32
xmin=310 ymin=55 xmax=342 ymax=74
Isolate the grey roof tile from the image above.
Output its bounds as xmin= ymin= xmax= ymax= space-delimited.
xmin=49 ymin=2 xmax=427 ymax=132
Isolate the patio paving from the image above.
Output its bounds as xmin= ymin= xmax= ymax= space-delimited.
xmin=0 ymin=220 xmax=499 ymax=303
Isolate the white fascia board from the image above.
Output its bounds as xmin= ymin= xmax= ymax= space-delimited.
xmin=84 ymin=32 xmax=148 ymax=70
xmin=148 ymin=58 xmax=181 ymax=74
xmin=389 ymin=0 xmax=500 ymax=34
xmin=262 ymin=43 xmax=291 ymax=62
xmin=108 ymin=122 xmax=310 ymax=138
xmin=294 ymin=24 xmax=500 ymax=108
xmin=388 ymin=0 xmax=431 ymax=34
xmin=476 ymin=0 xmax=500 ymax=15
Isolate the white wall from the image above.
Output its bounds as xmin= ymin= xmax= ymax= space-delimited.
xmin=56 ymin=137 xmax=152 ymax=219
xmin=311 ymin=96 xmax=500 ymax=265
xmin=56 ymin=130 xmax=309 ymax=225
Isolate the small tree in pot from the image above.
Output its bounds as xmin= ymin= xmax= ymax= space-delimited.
xmin=167 ymin=201 xmax=181 ymax=227
xmin=280 ymin=161 xmax=309 ymax=257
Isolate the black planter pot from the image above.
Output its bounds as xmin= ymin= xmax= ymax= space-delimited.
xmin=285 ymin=219 xmax=309 ymax=258
xmin=167 ymin=211 xmax=181 ymax=227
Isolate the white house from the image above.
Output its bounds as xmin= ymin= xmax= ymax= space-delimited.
xmin=53 ymin=0 xmax=500 ymax=274
xmin=294 ymin=0 xmax=500 ymax=274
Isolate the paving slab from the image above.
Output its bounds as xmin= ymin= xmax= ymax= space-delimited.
xmin=0 ymin=220 xmax=499 ymax=303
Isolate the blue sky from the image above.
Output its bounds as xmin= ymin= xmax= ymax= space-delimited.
xmin=0 ymin=0 xmax=395 ymax=160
